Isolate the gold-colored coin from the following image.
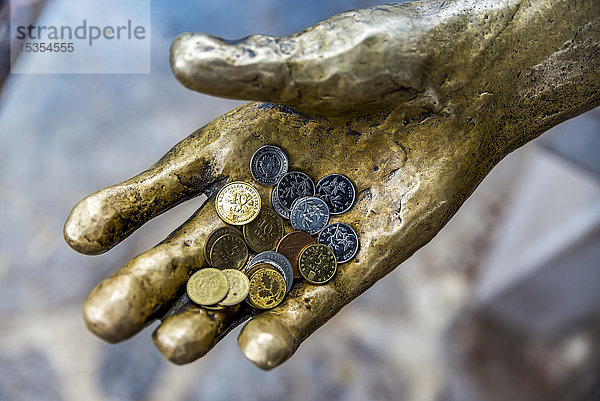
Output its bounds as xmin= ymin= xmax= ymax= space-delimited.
xmin=218 ymin=269 xmax=250 ymax=306
xmin=209 ymin=234 xmax=248 ymax=270
xmin=246 ymin=264 xmax=286 ymax=310
xmin=204 ymin=226 xmax=242 ymax=266
xmin=186 ymin=268 xmax=229 ymax=305
xmin=243 ymin=207 xmax=284 ymax=253
xmin=216 ymin=181 xmax=261 ymax=225
xmin=298 ymin=244 xmax=337 ymax=284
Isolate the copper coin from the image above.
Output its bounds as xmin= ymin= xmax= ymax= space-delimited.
xmin=276 ymin=231 xmax=316 ymax=279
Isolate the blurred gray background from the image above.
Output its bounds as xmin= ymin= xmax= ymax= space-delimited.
xmin=0 ymin=1 xmax=599 ymax=400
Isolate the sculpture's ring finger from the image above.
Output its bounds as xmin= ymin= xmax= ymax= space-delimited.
xmin=152 ymin=296 xmax=257 ymax=364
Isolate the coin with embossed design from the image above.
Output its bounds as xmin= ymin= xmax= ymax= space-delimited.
xmin=298 ymin=244 xmax=337 ymax=284
xmin=216 ymin=181 xmax=261 ymax=225
xmin=290 ymin=196 xmax=330 ymax=235
xmin=318 ymin=223 xmax=359 ymax=263
xmin=243 ymin=207 xmax=284 ymax=253
xmin=204 ymin=226 xmax=243 ymax=266
xmin=247 ymin=251 xmax=293 ymax=293
xmin=250 ymin=145 xmax=289 ymax=185
xmin=276 ymin=231 xmax=316 ymax=279
xmin=246 ymin=264 xmax=287 ymax=309
xmin=209 ymin=234 xmax=248 ymax=270
xmin=316 ymin=174 xmax=356 ymax=214
xmin=218 ymin=269 xmax=250 ymax=306
xmin=272 ymin=171 xmax=315 ymax=219
xmin=186 ymin=268 xmax=229 ymax=305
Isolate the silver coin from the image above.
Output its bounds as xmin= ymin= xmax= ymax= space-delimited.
xmin=250 ymin=145 xmax=289 ymax=185
xmin=290 ymin=196 xmax=330 ymax=235
xmin=316 ymin=174 xmax=356 ymax=214
xmin=272 ymin=171 xmax=315 ymax=219
xmin=318 ymin=223 xmax=359 ymax=263
xmin=247 ymin=251 xmax=294 ymax=293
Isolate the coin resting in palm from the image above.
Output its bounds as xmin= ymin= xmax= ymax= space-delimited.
xmin=63 ymin=0 xmax=599 ymax=369
xmin=189 ymin=145 xmax=357 ymax=310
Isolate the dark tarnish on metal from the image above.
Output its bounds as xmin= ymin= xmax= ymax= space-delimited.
xmin=63 ymin=0 xmax=600 ymax=371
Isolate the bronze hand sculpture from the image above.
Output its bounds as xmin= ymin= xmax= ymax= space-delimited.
xmin=64 ymin=0 xmax=600 ymax=369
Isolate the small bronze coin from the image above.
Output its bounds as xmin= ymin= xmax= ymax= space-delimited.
xmin=204 ymin=226 xmax=243 ymax=266
xmin=187 ymin=268 xmax=229 ymax=305
xmin=216 ymin=181 xmax=261 ymax=225
xmin=218 ymin=269 xmax=250 ymax=306
xmin=276 ymin=231 xmax=316 ymax=279
xmin=209 ymin=234 xmax=248 ymax=270
xmin=243 ymin=207 xmax=285 ymax=253
xmin=246 ymin=264 xmax=287 ymax=310
xmin=250 ymin=145 xmax=289 ymax=185
xmin=298 ymin=244 xmax=337 ymax=284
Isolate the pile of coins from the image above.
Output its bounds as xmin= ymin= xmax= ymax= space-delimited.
xmin=185 ymin=145 xmax=360 ymax=311
xmin=186 ymin=268 xmax=250 ymax=311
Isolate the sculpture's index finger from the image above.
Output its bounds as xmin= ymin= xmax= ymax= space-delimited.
xmin=63 ymin=126 xmax=225 ymax=255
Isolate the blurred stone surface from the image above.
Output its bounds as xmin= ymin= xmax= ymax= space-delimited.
xmin=0 ymin=350 xmax=63 ymax=401
xmin=99 ymin=333 xmax=167 ymax=401
xmin=0 ymin=1 xmax=599 ymax=401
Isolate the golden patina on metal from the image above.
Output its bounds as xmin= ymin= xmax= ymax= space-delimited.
xmin=186 ymin=268 xmax=229 ymax=305
xmin=209 ymin=233 xmax=248 ymax=270
xmin=243 ymin=207 xmax=284 ymax=253
xmin=298 ymin=244 xmax=337 ymax=284
xmin=63 ymin=0 xmax=600 ymax=370
xmin=204 ymin=226 xmax=243 ymax=266
xmin=216 ymin=181 xmax=261 ymax=225
xmin=276 ymin=231 xmax=316 ymax=279
xmin=246 ymin=263 xmax=286 ymax=310
xmin=219 ymin=269 xmax=250 ymax=306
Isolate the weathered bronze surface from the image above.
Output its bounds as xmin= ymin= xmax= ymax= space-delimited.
xmin=64 ymin=0 xmax=600 ymax=370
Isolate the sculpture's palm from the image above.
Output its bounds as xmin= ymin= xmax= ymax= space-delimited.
xmin=63 ymin=0 xmax=599 ymax=369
